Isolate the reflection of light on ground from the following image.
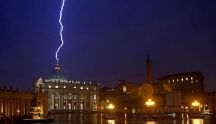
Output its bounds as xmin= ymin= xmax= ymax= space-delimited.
xmin=181 ymin=114 xmax=190 ymax=124
xmin=107 ymin=120 xmax=115 ymax=124
xmin=124 ymin=114 xmax=127 ymax=124
xmin=191 ymin=119 xmax=203 ymax=124
xmin=181 ymin=118 xmax=190 ymax=124
xmin=173 ymin=120 xmax=176 ymax=124
xmin=146 ymin=121 xmax=158 ymax=124
xmin=124 ymin=119 xmax=127 ymax=124
xmin=100 ymin=113 xmax=103 ymax=124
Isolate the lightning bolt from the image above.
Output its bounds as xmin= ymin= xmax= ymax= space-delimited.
xmin=56 ymin=0 xmax=65 ymax=63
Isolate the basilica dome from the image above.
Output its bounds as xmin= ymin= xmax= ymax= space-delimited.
xmin=45 ymin=64 xmax=68 ymax=81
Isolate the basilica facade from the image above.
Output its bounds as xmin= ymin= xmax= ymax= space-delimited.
xmin=33 ymin=64 xmax=99 ymax=112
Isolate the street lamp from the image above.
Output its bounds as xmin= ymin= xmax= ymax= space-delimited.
xmin=145 ymin=99 xmax=155 ymax=113
xmin=191 ymin=100 xmax=200 ymax=112
xmin=145 ymin=99 xmax=155 ymax=107
xmin=192 ymin=101 xmax=200 ymax=107
xmin=107 ymin=103 xmax=115 ymax=110
xmin=17 ymin=109 xmax=20 ymax=116
xmin=106 ymin=103 xmax=115 ymax=119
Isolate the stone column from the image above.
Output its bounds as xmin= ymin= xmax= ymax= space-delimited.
xmin=0 ymin=97 xmax=3 ymax=114
xmin=4 ymin=98 xmax=7 ymax=116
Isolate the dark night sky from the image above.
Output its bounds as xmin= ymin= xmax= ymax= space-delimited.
xmin=0 ymin=0 xmax=215 ymax=91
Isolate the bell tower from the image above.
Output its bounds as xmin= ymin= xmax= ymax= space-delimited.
xmin=145 ymin=54 xmax=153 ymax=84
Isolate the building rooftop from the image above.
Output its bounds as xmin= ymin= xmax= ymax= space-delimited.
xmin=158 ymin=72 xmax=204 ymax=80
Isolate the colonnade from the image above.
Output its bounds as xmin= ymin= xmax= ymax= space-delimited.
xmin=0 ymin=89 xmax=48 ymax=117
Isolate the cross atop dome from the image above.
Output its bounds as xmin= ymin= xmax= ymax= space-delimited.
xmin=55 ymin=63 xmax=61 ymax=71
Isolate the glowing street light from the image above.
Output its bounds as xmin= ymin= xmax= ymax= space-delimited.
xmin=107 ymin=103 xmax=115 ymax=110
xmin=191 ymin=100 xmax=201 ymax=112
xmin=192 ymin=100 xmax=200 ymax=107
xmin=17 ymin=109 xmax=20 ymax=113
xmin=145 ymin=99 xmax=155 ymax=107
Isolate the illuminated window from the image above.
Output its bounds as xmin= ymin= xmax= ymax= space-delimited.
xmin=86 ymin=87 xmax=89 ymax=90
xmin=55 ymin=103 xmax=59 ymax=110
xmin=168 ymin=80 xmax=170 ymax=83
xmin=172 ymin=80 xmax=175 ymax=82
xmin=73 ymin=101 xmax=76 ymax=110
xmin=93 ymin=86 xmax=96 ymax=90
xmin=80 ymin=103 xmax=83 ymax=110
xmin=74 ymin=94 xmax=77 ymax=99
xmin=181 ymin=78 xmax=184 ymax=81
xmin=48 ymin=85 xmax=51 ymax=88
xmin=177 ymin=79 xmax=179 ymax=82
xmin=93 ymin=94 xmax=97 ymax=100
xmin=55 ymin=86 xmax=59 ymax=88
xmin=63 ymin=86 xmax=66 ymax=88
xmin=196 ymin=80 xmax=198 ymax=83
xmin=80 ymin=86 xmax=83 ymax=89
xmin=68 ymin=103 xmax=71 ymax=110
xmin=186 ymin=77 xmax=188 ymax=81
xmin=74 ymin=86 xmax=76 ymax=89
xmin=191 ymin=77 xmax=193 ymax=80
xmin=123 ymin=86 xmax=127 ymax=93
